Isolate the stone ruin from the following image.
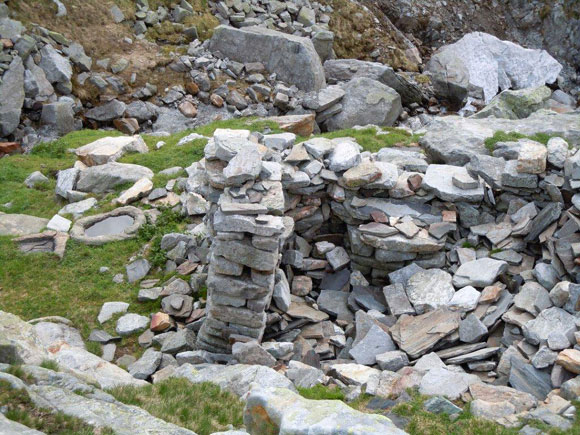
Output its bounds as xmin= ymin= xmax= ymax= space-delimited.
xmin=190 ymin=124 xmax=579 ymax=391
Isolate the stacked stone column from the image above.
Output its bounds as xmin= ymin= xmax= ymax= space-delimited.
xmin=196 ymin=129 xmax=288 ymax=353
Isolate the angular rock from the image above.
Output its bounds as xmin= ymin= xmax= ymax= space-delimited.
xmin=325 ymin=77 xmax=402 ymax=131
xmin=76 ymin=162 xmax=153 ymax=193
xmin=75 ymin=136 xmax=148 ymax=166
xmin=209 ymin=25 xmax=325 ymax=91
xmin=244 ymin=387 xmax=406 ymax=434
xmin=452 ymin=258 xmax=507 ymax=288
xmin=406 ymin=269 xmax=455 ymax=314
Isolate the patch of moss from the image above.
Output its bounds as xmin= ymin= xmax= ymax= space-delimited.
xmin=483 ymin=130 xmax=557 ymax=153
xmin=297 ymin=384 xmax=346 ymax=401
xmin=300 ymin=127 xmax=422 ymax=153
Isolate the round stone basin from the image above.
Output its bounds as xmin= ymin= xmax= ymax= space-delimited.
xmin=71 ymin=206 xmax=146 ymax=245
xmin=85 ymin=215 xmax=135 ymax=238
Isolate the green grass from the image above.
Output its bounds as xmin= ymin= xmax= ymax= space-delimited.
xmin=0 ymin=378 xmax=113 ymax=435
xmin=391 ymin=390 xmax=580 ymax=435
xmin=483 ymin=130 xmax=556 ymax=152
xmin=108 ymin=378 xmax=244 ymax=435
xmin=297 ymin=384 xmax=346 ymax=401
xmin=300 ymin=127 xmax=422 ymax=153
xmin=40 ymin=359 xmax=60 ymax=371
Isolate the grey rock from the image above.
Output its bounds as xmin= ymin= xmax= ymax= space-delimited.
xmin=419 ymin=366 xmax=479 ymax=400
xmin=423 ymin=396 xmax=462 ymax=415
xmin=422 ymin=164 xmax=483 ymax=203
xmin=126 ymin=259 xmax=150 ymax=283
xmin=472 ymin=86 xmax=552 ymax=120
xmin=459 ymin=313 xmax=488 ymax=343
xmin=97 ymin=302 xmax=129 ymax=324
xmin=85 ymin=99 xmax=127 ymax=122
xmin=39 ymin=44 xmax=72 ymax=85
xmin=209 ymin=25 xmax=325 ymax=91
xmin=286 ymin=360 xmax=325 ymax=388
xmin=325 ymin=77 xmax=402 ymax=131
xmin=317 ymin=290 xmax=352 ymax=322
xmin=172 ymin=363 xmax=295 ymax=397
xmin=273 ymin=269 xmax=291 ymax=312
xmin=76 ymin=162 xmax=153 ymax=193
xmin=514 ymin=281 xmax=552 ymax=316
xmin=383 ymin=283 xmax=415 ymax=316
xmin=349 ymin=324 xmax=396 ymax=365
xmin=376 ymin=350 xmax=409 ymax=371
xmin=160 ymin=329 xmax=196 ymax=354
xmin=523 ymin=307 xmax=576 ymax=346
xmin=327 ymin=140 xmax=361 ymax=172
xmin=426 ymin=32 xmax=561 ymax=104
xmin=115 ymin=313 xmax=149 ymax=336
xmin=452 ymin=258 xmax=508 ymax=288
xmin=420 ymin=112 xmax=580 ymax=166
xmin=324 ymin=58 xmax=424 ymax=105
xmin=232 ymin=341 xmax=276 ymax=367
xmin=509 ymin=357 xmax=552 ymax=400
xmin=244 ymin=387 xmax=405 ymax=434
xmin=128 ymin=348 xmax=162 ymax=379
xmin=406 ymin=269 xmax=455 ymax=314
xmin=24 ymin=171 xmax=49 ymax=188
xmin=0 ymin=57 xmax=24 ymax=136
xmin=223 ymin=143 xmax=262 ymax=186
xmin=41 ymin=102 xmax=75 ymax=135
xmin=55 ymin=168 xmax=79 ymax=199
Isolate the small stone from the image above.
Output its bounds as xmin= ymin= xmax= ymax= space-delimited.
xmin=447 ymin=286 xmax=480 ymax=312
xmin=97 ymin=301 xmax=129 ymax=324
xmin=517 ymin=140 xmax=547 ymax=174
xmin=46 ymin=214 xmax=71 ymax=232
xmin=116 ymin=313 xmax=149 ymax=336
xmin=291 ymin=275 xmax=312 ymax=296
xmin=459 ymin=313 xmax=488 ymax=343
xmin=232 ymin=341 xmax=276 ymax=367
xmin=325 ymin=246 xmax=350 ymax=271
xmin=126 ymin=259 xmax=150 ymax=283
xmin=376 ymin=350 xmax=409 ymax=371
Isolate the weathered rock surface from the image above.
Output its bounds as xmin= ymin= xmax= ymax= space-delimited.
xmin=244 ymin=387 xmax=406 ymax=434
xmin=209 ymin=25 xmax=325 ymax=92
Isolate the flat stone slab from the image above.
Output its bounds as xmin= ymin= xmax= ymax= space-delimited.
xmin=0 ymin=213 xmax=48 ymax=236
xmin=422 ymin=164 xmax=484 ymax=203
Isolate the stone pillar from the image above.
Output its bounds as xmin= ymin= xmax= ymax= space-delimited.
xmin=195 ymin=129 xmax=289 ymax=353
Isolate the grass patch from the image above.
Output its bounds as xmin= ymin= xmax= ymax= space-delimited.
xmin=483 ymin=130 xmax=556 ymax=152
xmin=0 ymin=379 xmax=113 ymax=434
xmin=297 ymin=384 xmax=346 ymax=401
xmin=300 ymin=127 xmax=422 ymax=153
xmin=108 ymin=378 xmax=244 ymax=435
xmin=392 ymin=391 xmax=519 ymax=435
xmin=40 ymin=359 xmax=60 ymax=371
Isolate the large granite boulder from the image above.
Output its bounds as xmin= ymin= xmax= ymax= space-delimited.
xmin=0 ymin=311 xmax=48 ymax=365
xmin=426 ymin=32 xmax=562 ymax=105
xmin=171 ymin=363 xmax=295 ymax=397
xmin=419 ymin=111 xmax=580 ymax=165
xmin=76 ymin=162 xmax=154 ymax=193
xmin=244 ymin=387 xmax=407 ymax=434
xmin=0 ymin=56 xmax=24 ymax=137
xmin=324 ymin=77 xmax=402 ymax=131
xmin=324 ymin=58 xmax=424 ymax=104
xmin=209 ymin=25 xmax=325 ymax=92
xmin=472 ymin=86 xmax=552 ymax=120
